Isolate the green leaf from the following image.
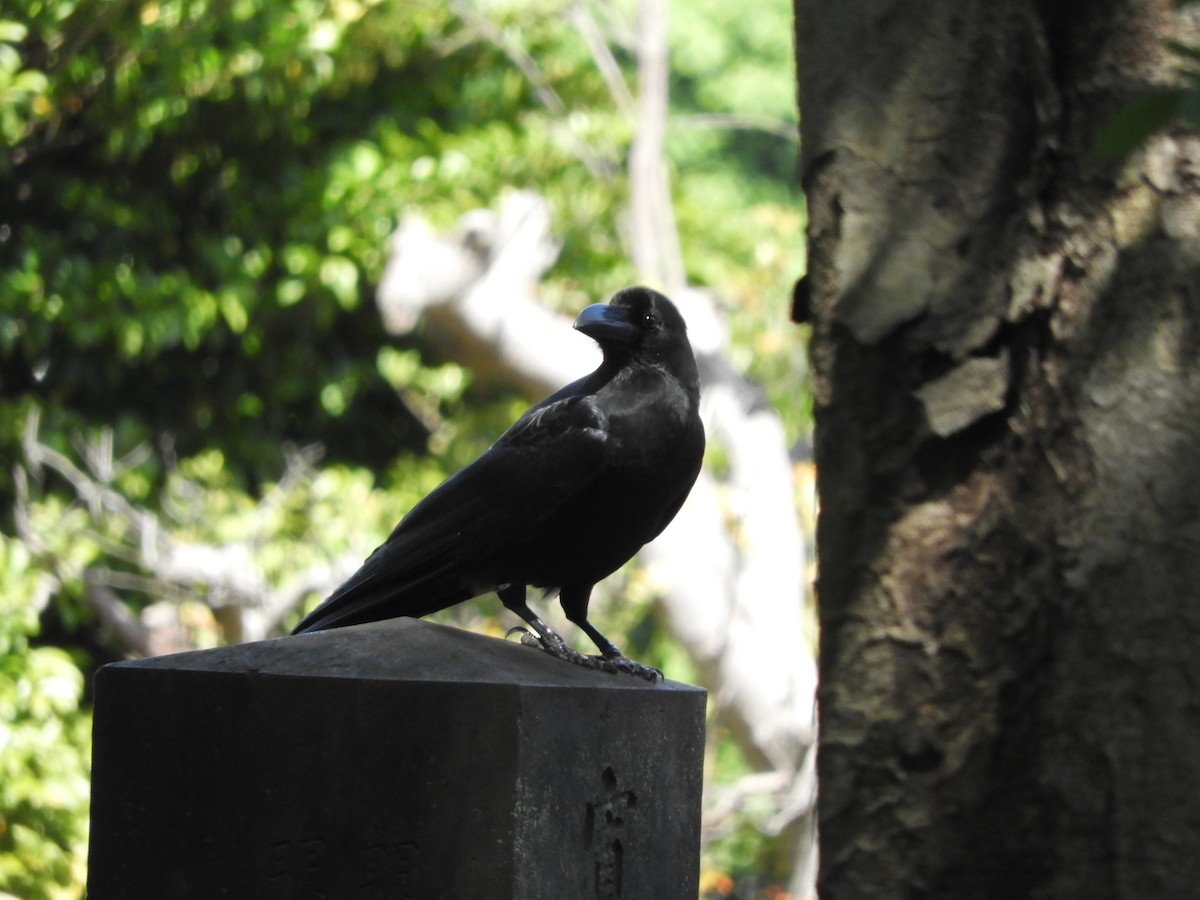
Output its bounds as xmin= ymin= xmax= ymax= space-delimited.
xmin=1091 ymin=90 xmax=1184 ymax=160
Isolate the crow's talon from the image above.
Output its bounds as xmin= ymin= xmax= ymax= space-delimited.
xmin=519 ymin=631 xmax=544 ymax=650
xmin=605 ymin=656 xmax=663 ymax=683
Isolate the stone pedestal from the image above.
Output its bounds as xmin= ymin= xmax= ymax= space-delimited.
xmin=88 ymin=618 xmax=706 ymax=899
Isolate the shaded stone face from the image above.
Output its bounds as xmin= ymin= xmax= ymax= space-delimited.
xmin=88 ymin=619 xmax=706 ymax=900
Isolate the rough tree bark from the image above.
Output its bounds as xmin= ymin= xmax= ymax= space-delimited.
xmin=796 ymin=1 xmax=1200 ymax=898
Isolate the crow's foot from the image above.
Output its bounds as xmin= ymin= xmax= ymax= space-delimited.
xmin=590 ymin=654 xmax=663 ymax=683
xmin=513 ymin=629 xmax=660 ymax=682
xmin=507 ymin=624 xmax=661 ymax=681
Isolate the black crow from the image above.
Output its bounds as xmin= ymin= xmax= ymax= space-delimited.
xmin=292 ymin=286 xmax=705 ymax=679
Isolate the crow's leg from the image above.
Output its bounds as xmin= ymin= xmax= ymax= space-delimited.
xmin=557 ymin=583 xmax=621 ymax=657
xmin=498 ymin=584 xmax=661 ymax=682
xmin=498 ymin=583 xmax=575 ymax=655
xmin=560 ymin=584 xmax=663 ymax=683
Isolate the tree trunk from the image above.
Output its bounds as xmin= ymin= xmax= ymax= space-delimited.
xmin=796 ymin=1 xmax=1200 ymax=897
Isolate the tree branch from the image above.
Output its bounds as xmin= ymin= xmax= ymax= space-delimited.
xmin=15 ymin=412 xmax=350 ymax=653
xmin=628 ymin=0 xmax=685 ymax=292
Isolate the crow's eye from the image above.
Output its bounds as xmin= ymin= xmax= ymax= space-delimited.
xmin=643 ymin=311 xmax=660 ymax=329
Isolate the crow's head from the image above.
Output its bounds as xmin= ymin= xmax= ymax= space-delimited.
xmin=574 ymin=287 xmax=695 ymax=376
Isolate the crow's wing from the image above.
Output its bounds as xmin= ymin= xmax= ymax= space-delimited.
xmin=291 ymin=393 xmax=611 ymax=632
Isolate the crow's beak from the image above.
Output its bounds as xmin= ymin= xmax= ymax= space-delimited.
xmin=574 ymin=303 xmax=639 ymax=343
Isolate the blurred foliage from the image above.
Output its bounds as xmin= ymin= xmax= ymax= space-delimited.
xmin=0 ymin=536 xmax=90 ymax=899
xmin=0 ymin=0 xmax=804 ymax=895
